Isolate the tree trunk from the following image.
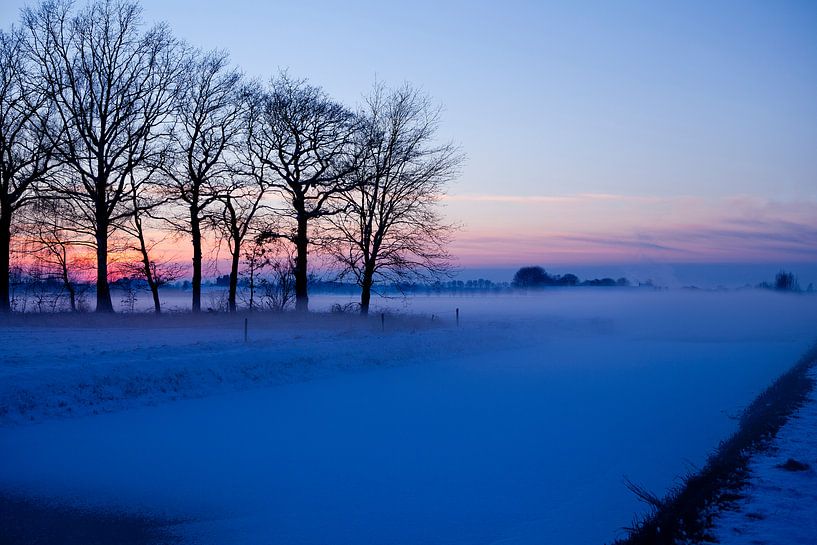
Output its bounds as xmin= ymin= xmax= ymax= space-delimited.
xmin=149 ymin=281 xmax=161 ymax=314
xmin=360 ymin=273 xmax=373 ymax=316
xmin=191 ymin=208 xmax=202 ymax=313
xmin=136 ymin=232 xmax=161 ymax=314
xmin=60 ymin=259 xmax=76 ymax=312
xmin=228 ymin=237 xmax=240 ymax=313
xmin=141 ymin=256 xmax=160 ymax=314
xmin=294 ymin=214 xmax=309 ymax=312
xmin=94 ymin=213 xmax=114 ymax=313
xmin=67 ymin=283 xmax=76 ymax=312
xmin=0 ymin=204 xmax=11 ymax=313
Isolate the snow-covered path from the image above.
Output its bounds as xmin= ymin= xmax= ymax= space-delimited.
xmin=1 ymin=291 xmax=816 ymax=545
xmin=712 ymin=366 xmax=817 ymax=544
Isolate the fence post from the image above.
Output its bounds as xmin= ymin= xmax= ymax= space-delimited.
xmin=456 ymin=307 xmax=460 ymax=327
xmin=381 ymin=312 xmax=385 ymax=332
xmin=244 ymin=317 xmax=248 ymax=343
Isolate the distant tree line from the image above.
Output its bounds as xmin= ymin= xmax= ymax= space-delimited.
xmin=0 ymin=0 xmax=461 ymax=315
xmin=758 ymin=270 xmax=811 ymax=293
xmin=511 ymin=266 xmax=631 ymax=289
xmin=510 ymin=267 xmax=813 ymax=293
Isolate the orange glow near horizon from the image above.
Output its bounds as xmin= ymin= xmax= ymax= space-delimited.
xmin=10 ymin=192 xmax=817 ymax=279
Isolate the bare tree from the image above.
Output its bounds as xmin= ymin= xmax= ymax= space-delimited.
xmin=248 ymin=75 xmax=360 ymax=312
xmin=235 ymin=232 xmax=295 ymax=312
xmin=262 ymin=258 xmax=296 ymax=312
xmin=24 ymin=198 xmax=92 ymax=312
xmin=238 ymin=238 xmax=265 ymax=311
xmin=120 ymin=171 xmax=183 ymax=313
xmin=7 ymin=262 xmax=26 ymax=311
xmin=237 ymin=233 xmax=270 ymax=311
xmin=328 ymin=84 xmax=461 ymax=314
xmin=23 ymin=0 xmax=181 ymax=312
xmin=214 ymin=177 xmax=268 ymax=312
xmin=0 ymin=27 xmax=55 ymax=312
xmin=164 ymin=49 xmax=242 ymax=313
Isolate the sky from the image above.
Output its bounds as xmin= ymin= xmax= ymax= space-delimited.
xmin=2 ymin=0 xmax=817 ymax=273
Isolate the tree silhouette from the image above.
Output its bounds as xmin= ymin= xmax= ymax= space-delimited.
xmin=327 ymin=83 xmax=460 ymax=314
xmin=512 ymin=266 xmax=552 ymax=288
xmin=0 ymin=27 xmax=55 ymax=312
xmin=24 ymin=0 xmax=182 ymax=312
xmin=163 ymin=49 xmax=242 ymax=313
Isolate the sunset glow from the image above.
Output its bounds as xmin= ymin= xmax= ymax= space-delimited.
xmin=446 ymin=193 xmax=817 ymax=266
xmin=3 ymin=0 xmax=814 ymax=278
xmin=3 ymin=2 xmax=817 ymax=544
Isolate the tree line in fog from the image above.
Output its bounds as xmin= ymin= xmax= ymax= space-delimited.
xmin=0 ymin=0 xmax=461 ymax=314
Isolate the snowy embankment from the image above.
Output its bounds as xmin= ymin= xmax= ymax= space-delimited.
xmin=711 ymin=365 xmax=817 ymax=543
xmin=1 ymin=290 xmax=816 ymax=545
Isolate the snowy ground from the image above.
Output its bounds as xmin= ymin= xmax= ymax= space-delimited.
xmin=711 ymin=366 xmax=817 ymax=544
xmin=1 ymin=290 xmax=816 ymax=545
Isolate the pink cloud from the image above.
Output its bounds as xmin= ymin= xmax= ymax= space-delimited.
xmin=446 ymin=194 xmax=817 ymax=266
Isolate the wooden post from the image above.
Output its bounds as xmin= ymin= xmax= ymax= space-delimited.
xmin=456 ymin=307 xmax=460 ymax=327
xmin=244 ymin=317 xmax=248 ymax=343
xmin=381 ymin=312 xmax=385 ymax=332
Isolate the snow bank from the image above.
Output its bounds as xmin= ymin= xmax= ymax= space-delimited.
xmin=711 ymin=366 xmax=817 ymax=544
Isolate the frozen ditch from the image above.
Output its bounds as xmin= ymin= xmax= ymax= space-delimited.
xmin=1 ymin=290 xmax=816 ymax=544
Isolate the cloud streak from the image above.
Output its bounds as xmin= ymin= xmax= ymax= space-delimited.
xmin=443 ymin=193 xmax=663 ymax=205
xmin=448 ymin=194 xmax=817 ymax=265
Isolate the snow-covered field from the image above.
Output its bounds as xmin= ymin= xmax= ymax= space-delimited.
xmin=1 ymin=290 xmax=816 ymax=544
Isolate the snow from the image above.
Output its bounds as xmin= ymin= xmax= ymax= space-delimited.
xmin=711 ymin=366 xmax=817 ymax=544
xmin=0 ymin=312 xmax=485 ymax=425
xmin=1 ymin=290 xmax=816 ymax=544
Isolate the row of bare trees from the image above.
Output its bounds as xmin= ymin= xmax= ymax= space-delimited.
xmin=0 ymin=0 xmax=461 ymax=315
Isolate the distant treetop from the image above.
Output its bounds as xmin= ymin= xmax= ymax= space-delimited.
xmin=511 ymin=266 xmax=632 ymax=289
xmin=512 ymin=266 xmax=551 ymax=288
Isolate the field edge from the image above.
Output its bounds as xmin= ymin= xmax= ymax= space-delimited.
xmin=610 ymin=340 xmax=817 ymax=545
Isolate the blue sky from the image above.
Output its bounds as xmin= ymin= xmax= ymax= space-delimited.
xmin=3 ymin=0 xmax=816 ymax=267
